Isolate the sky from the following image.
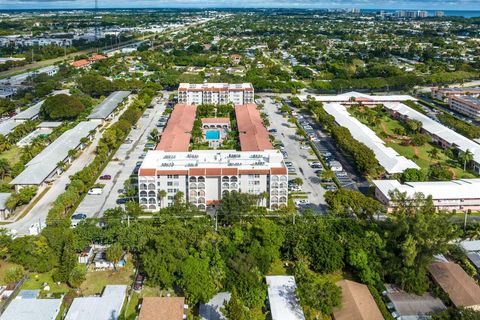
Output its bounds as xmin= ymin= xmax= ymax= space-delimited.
xmin=0 ymin=0 xmax=479 ymax=10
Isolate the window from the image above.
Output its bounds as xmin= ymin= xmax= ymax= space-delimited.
xmin=254 ymin=174 xmax=260 ymax=178
xmin=254 ymin=181 xmax=260 ymax=185
xmin=167 ymin=196 xmax=174 ymax=200
xmin=167 ymin=182 xmax=173 ymax=186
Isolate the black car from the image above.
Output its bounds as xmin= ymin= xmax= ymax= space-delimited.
xmin=71 ymin=213 xmax=87 ymax=220
xmin=116 ymin=198 xmax=128 ymax=204
xmin=268 ymin=128 xmax=277 ymax=133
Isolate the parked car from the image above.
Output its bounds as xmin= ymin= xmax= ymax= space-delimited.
xmin=88 ymin=188 xmax=103 ymax=195
xmin=324 ymin=184 xmax=337 ymax=191
xmin=336 ymin=171 xmax=348 ymax=177
xmin=268 ymin=128 xmax=278 ymax=133
xmin=133 ymin=273 xmax=145 ymax=291
xmin=99 ymin=175 xmax=112 ymax=180
xmin=71 ymin=213 xmax=87 ymax=220
xmin=116 ymin=198 xmax=128 ymax=205
xmin=300 ymin=145 xmax=310 ymax=150
xmin=285 ymin=161 xmax=293 ymax=167
xmin=295 ymin=199 xmax=310 ymax=206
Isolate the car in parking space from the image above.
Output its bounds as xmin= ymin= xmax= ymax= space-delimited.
xmin=139 ymin=152 xmax=147 ymax=159
xmin=71 ymin=213 xmax=87 ymax=220
xmin=268 ymin=128 xmax=277 ymax=133
xmin=133 ymin=273 xmax=145 ymax=291
xmin=309 ymin=161 xmax=322 ymax=167
xmin=300 ymin=145 xmax=310 ymax=150
xmin=282 ymin=151 xmax=288 ymax=158
xmin=88 ymin=187 xmax=103 ymax=195
xmin=116 ymin=198 xmax=128 ymax=205
xmin=71 ymin=213 xmax=87 ymax=227
xmin=323 ymin=184 xmax=338 ymax=191
xmin=285 ymin=161 xmax=293 ymax=167
xmin=295 ymin=199 xmax=310 ymax=206
xmin=336 ymin=171 xmax=348 ymax=177
xmin=329 ymin=160 xmax=343 ymax=171
xmin=99 ymin=175 xmax=112 ymax=180
xmin=313 ymin=169 xmax=323 ymax=175
xmin=321 ymin=151 xmax=332 ymax=157
xmin=288 ymin=167 xmax=296 ymax=174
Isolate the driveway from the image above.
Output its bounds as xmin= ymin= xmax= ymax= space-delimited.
xmin=75 ymin=95 xmax=168 ymax=217
xmin=262 ymin=98 xmax=327 ymax=212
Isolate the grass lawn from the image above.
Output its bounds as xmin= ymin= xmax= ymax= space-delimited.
xmin=267 ymin=259 xmax=291 ymax=276
xmin=0 ymin=146 xmax=22 ymax=166
xmin=0 ymin=261 xmax=22 ymax=285
xmin=21 ymin=270 xmax=70 ymax=294
xmin=80 ymin=260 xmax=135 ymax=296
xmin=352 ymin=110 xmax=477 ymax=179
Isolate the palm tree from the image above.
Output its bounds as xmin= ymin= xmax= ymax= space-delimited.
xmin=258 ymin=191 xmax=269 ymax=207
xmin=57 ymin=161 xmax=66 ymax=171
xmin=0 ymin=159 xmax=11 ymax=180
xmin=157 ymin=189 xmax=167 ymax=207
xmin=427 ymin=148 xmax=439 ymax=163
xmin=321 ymin=169 xmax=335 ymax=181
xmin=148 ymin=129 xmax=160 ymax=143
xmin=466 ymin=223 xmax=480 ymax=240
xmin=67 ymin=149 xmax=77 ymax=160
xmin=459 ymin=149 xmax=473 ymax=171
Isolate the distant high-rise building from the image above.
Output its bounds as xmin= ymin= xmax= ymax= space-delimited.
xmin=350 ymin=8 xmax=360 ymax=14
xmin=435 ymin=11 xmax=445 ymax=17
xmin=178 ymin=83 xmax=254 ymax=105
xmin=418 ymin=11 xmax=428 ymax=18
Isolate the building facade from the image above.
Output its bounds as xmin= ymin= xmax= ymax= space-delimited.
xmin=178 ymin=83 xmax=254 ymax=105
xmin=138 ymin=150 xmax=288 ymax=211
xmin=373 ymin=179 xmax=480 ymax=212
xmin=431 ymin=87 xmax=480 ymax=101
xmin=449 ymin=95 xmax=480 ymax=119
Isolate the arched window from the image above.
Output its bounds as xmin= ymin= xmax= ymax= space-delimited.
xmin=148 ymin=198 xmax=156 ymax=204
xmin=189 ymin=176 xmax=197 ymax=182
xmin=222 ymin=176 xmax=230 ymax=182
xmin=148 ymin=183 xmax=155 ymax=190
xmin=148 ymin=191 xmax=156 ymax=197
xmin=189 ymin=183 xmax=197 ymax=189
xmin=139 ymin=183 xmax=147 ymax=190
xmin=198 ymin=177 xmax=205 ymax=183
xmin=140 ymin=198 xmax=148 ymax=204
xmin=198 ymin=204 xmax=206 ymax=210
xmin=140 ymin=191 xmax=147 ymax=197
xmin=230 ymin=176 xmax=238 ymax=182
xmin=198 ymin=183 xmax=205 ymax=189
xmin=148 ymin=204 xmax=156 ymax=210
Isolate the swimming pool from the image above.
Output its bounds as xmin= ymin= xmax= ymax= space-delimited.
xmin=205 ymin=130 xmax=221 ymax=140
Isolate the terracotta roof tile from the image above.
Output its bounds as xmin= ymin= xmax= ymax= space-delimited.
xmin=156 ymin=104 xmax=197 ymax=152
xmin=139 ymin=297 xmax=185 ymax=320
xmin=235 ymin=104 xmax=273 ymax=151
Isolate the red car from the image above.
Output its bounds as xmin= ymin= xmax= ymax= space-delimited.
xmin=99 ymin=175 xmax=112 ymax=180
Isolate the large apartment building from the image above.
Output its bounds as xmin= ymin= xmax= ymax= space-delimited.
xmin=138 ymin=84 xmax=286 ymax=211
xmin=178 ymin=83 xmax=254 ymax=105
xmin=448 ymin=95 xmax=480 ymax=119
xmin=138 ymin=150 xmax=288 ymax=211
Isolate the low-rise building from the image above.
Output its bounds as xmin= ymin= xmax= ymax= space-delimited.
xmin=266 ymin=276 xmax=305 ymax=320
xmin=449 ymin=95 xmax=480 ymax=119
xmin=0 ymin=291 xmax=62 ymax=320
xmin=428 ymin=261 xmax=480 ymax=311
xmin=373 ymin=179 xmax=480 ymax=212
xmin=178 ymin=83 xmax=254 ymax=105
xmin=139 ymin=297 xmax=187 ymax=320
xmin=431 ymin=87 xmax=480 ymax=101
xmin=65 ymin=285 xmax=127 ymax=320
xmin=333 ymin=280 xmax=383 ymax=320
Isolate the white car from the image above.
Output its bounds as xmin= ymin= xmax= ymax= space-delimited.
xmin=300 ymin=145 xmax=310 ymax=150
xmin=88 ymin=188 xmax=103 ymax=195
xmin=295 ymin=199 xmax=310 ymax=206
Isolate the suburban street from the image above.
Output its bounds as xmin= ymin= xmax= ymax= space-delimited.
xmin=75 ymin=95 xmax=168 ymax=218
xmin=262 ymin=97 xmax=327 ymax=211
xmin=2 ymin=96 xmax=136 ymax=235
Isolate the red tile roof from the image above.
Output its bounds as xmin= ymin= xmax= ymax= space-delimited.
xmin=235 ymin=104 xmax=273 ymax=151
xmin=89 ymin=53 xmax=107 ymax=61
xmin=156 ymin=104 xmax=197 ymax=152
xmin=139 ymin=168 xmax=156 ymax=176
xmin=70 ymin=59 xmax=90 ymax=68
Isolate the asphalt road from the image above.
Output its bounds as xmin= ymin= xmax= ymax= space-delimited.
xmin=2 ymin=95 xmax=136 ymax=235
xmin=262 ymin=97 xmax=327 ymax=212
xmin=75 ymin=95 xmax=168 ymax=218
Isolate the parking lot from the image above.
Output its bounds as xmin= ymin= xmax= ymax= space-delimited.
xmin=262 ymin=97 xmax=327 ymax=212
xmin=75 ymin=95 xmax=169 ymax=218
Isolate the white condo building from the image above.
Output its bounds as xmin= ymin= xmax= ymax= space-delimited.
xmin=138 ymin=150 xmax=288 ymax=211
xmin=178 ymin=83 xmax=254 ymax=105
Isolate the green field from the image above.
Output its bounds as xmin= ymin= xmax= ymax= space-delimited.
xmin=351 ymin=108 xmax=477 ymax=179
xmin=21 ymin=270 xmax=70 ymax=294
xmin=80 ymin=260 xmax=135 ymax=296
xmin=0 ymin=146 xmax=22 ymax=167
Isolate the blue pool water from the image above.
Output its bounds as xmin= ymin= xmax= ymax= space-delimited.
xmin=206 ymin=130 xmax=220 ymax=140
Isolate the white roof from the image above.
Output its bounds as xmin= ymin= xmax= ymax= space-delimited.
xmin=88 ymin=91 xmax=130 ymax=120
xmin=298 ymin=91 xmax=416 ymax=103
xmin=266 ymin=276 xmax=305 ymax=320
xmin=460 ymin=240 xmax=480 ymax=252
xmin=0 ymin=298 xmax=62 ymax=320
xmin=141 ymin=149 xmax=285 ymax=171
xmin=373 ymin=179 xmax=480 ymax=200
xmin=384 ymin=102 xmax=480 ymax=165
xmin=11 ymin=121 xmax=99 ymax=185
xmin=0 ymin=120 xmax=20 ymax=136
xmin=323 ymin=103 xmax=419 ymax=174
xmin=178 ymin=82 xmax=253 ymax=90
xmin=65 ymin=285 xmax=127 ymax=320
xmin=0 ymin=192 xmax=11 ymax=210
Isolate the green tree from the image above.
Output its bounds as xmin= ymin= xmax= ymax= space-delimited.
xmin=459 ymin=149 xmax=474 ymax=171
xmin=179 ymin=256 xmax=217 ymax=305
xmin=41 ymin=94 xmax=86 ymax=120
xmin=106 ymin=243 xmax=123 ymax=271
xmin=68 ymin=265 xmax=86 ymax=288
xmin=4 ymin=265 xmax=24 ymax=284
xmin=55 ymin=234 xmax=77 ymax=283
xmin=223 ymin=287 xmax=251 ymax=320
